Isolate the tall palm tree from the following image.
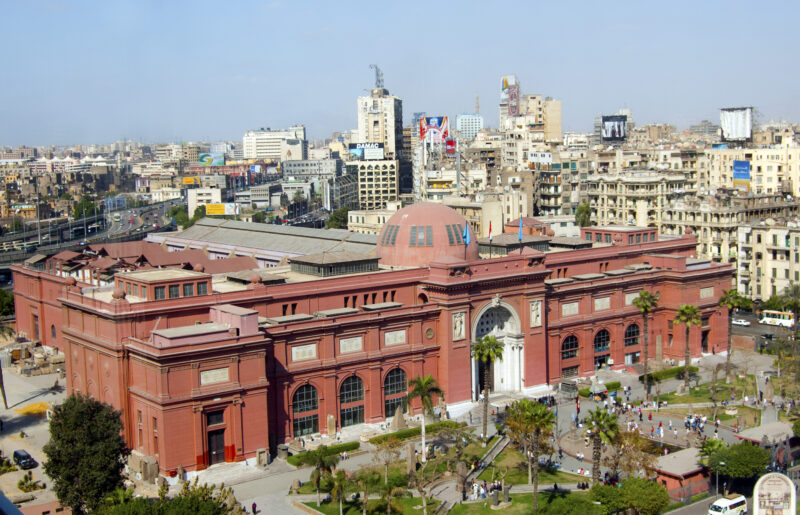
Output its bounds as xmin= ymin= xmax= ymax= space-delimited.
xmin=407 ymin=375 xmax=444 ymax=463
xmin=329 ymin=469 xmax=353 ymax=515
xmin=719 ymin=289 xmax=744 ymax=379
xmin=586 ymin=407 xmax=619 ymax=485
xmin=471 ymin=334 xmax=505 ymax=446
xmin=633 ymin=291 xmax=660 ymax=403
xmin=674 ymin=304 xmax=701 ymax=389
xmin=780 ymin=282 xmax=800 ymax=330
xmin=506 ymin=399 xmax=555 ymax=511
xmin=296 ymin=445 xmax=340 ymax=507
xmin=354 ymin=470 xmax=381 ymax=515
xmin=381 ymin=485 xmax=409 ymax=515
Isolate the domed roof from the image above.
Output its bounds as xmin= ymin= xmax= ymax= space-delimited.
xmin=376 ymin=203 xmax=479 ymax=267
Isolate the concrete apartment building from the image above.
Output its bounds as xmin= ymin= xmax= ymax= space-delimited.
xmin=281 ymin=159 xmax=341 ymax=180
xmin=347 ymin=159 xmax=399 ymax=210
xmin=356 ymin=88 xmax=403 ymax=159
xmin=243 ymin=126 xmax=307 ymax=160
xmin=347 ymin=200 xmax=402 ymax=235
xmin=187 ymin=187 xmax=223 ymax=216
xmin=738 ymin=219 xmax=800 ymax=300
xmin=708 ymin=146 xmax=800 ymax=196
xmin=530 ymin=150 xmax=592 ymax=217
xmin=456 ymin=114 xmax=484 ymax=141
xmin=588 ymin=170 xmax=690 ymax=228
xmin=418 ymin=168 xmax=488 ymax=201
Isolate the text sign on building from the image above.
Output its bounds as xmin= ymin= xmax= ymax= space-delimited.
xmin=561 ymin=302 xmax=579 ymax=317
xmin=200 ymin=367 xmax=229 ymax=385
xmin=385 ymin=330 xmax=406 ymax=346
xmin=339 ymin=336 xmax=363 ymax=354
xmin=444 ymin=138 xmax=457 ymax=156
xmin=348 ymin=143 xmax=385 ymax=161
xmin=733 ymin=160 xmax=751 ymax=192
xmin=205 ymin=203 xmax=240 ymax=216
xmin=198 ymin=153 xmax=225 ymax=166
xmin=291 ymin=344 xmax=317 ymax=361
xmin=753 ymin=472 xmax=796 ymax=515
xmin=594 ymin=297 xmax=610 ymax=311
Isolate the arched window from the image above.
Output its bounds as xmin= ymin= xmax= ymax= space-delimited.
xmin=594 ymin=329 xmax=610 ymax=353
xmin=624 ymin=324 xmax=640 ymax=347
xmin=292 ymin=385 xmax=319 ymax=436
xmin=384 ymin=368 xmax=407 ymax=417
xmin=561 ymin=335 xmax=578 ymax=360
xmin=339 ymin=376 xmax=364 ymax=428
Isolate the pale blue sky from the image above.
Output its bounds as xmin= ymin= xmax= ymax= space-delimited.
xmin=1 ymin=0 xmax=797 ymax=146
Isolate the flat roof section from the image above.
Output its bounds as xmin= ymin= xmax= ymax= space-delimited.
xmin=118 ymin=269 xmax=210 ymax=283
xmin=153 ymin=322 xmax=229 ymax=339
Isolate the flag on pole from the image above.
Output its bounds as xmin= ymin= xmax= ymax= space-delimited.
xmin=462 ymin=224 xmax=471 ymax=245
xmin=488 ymin=221 xmax=493 ymax=242
xmin=518 ymin=217 xmax=523 ymax=242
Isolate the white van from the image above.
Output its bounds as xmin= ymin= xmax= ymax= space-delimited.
xmin=708 ymin=494 xmax=747 ymax=514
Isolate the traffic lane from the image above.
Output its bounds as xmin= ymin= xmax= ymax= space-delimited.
xmin=667 ymin=495 xmax=751 ymax=515
xmin=730 ymin=312 xmax=792 ymax=340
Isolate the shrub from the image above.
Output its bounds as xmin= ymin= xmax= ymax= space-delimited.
xmin=369 ymin=420 xmax=463 ymax=445
xmin=286 ymin=441 xmax=360 ymax=467
xmin=638 ymin=365 xmax=698 ymax=383
xmin=579 ymin=381 xmax=621 ymax=398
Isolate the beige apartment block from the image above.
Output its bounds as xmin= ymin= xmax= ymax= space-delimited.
xmin=708 ymin=146 xmax=800 ymax=196
xmin=347 ymin=201 xmax=401 ymax=235
xmin=588 ymin=170 xmax=689 ymax=227
xmin=738 ymin=220 xmax=800 ymax=300
xmin=349 ymin=159 xmax=398 ymax=210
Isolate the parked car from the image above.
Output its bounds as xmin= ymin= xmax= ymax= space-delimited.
xmin=13 ymin=450 xmax=37 ymax=469
xmin=731 ymin=318 xmax=751 ymax=327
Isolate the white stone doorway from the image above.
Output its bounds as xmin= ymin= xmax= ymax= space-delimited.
xmin=471 ymin=301 xmax=524 ymax=400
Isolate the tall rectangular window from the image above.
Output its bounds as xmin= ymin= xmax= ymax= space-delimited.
xmin=197 ymin=282 xmax=208 ymax=295
xmin=154 ymin=286 xmax=166 ymax=300
xmin=169 ymin=284 xmax=180 ymax=298
xmin=183 ymin=283 xmax=194 ymax=297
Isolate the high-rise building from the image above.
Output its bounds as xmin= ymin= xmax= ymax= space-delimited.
xmin=456 ymin=114 xmax=484 ymax=141
xmin=243 ymin=126 xmax=307 ymax=160
xmin=356 ymin=88 xmax=403 ymax=160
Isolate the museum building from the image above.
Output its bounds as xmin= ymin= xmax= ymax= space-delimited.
xmin=12 ymin=203 xmax=733 ymax=476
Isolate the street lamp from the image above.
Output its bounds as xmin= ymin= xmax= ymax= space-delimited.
xmin=716 ymin=461 xmax=726 ymax=497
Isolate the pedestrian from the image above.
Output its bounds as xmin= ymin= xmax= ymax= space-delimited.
xmin=648 ymin=412 xmax=652 ymax=421
xmin=252 ymin=502 xmax=257 ymax=514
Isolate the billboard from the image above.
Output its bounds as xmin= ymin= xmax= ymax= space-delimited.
xmin=348 ymin=143 xmax=385 ymax=161
xmin=205 ymin=203 xmax=240 ymax=216
xmin=444 ymin=138 xmax=457 ymax=156
xmin=720 ymin=107 xmax=753 ymax=141
xmin=182 ymin=176 xmax=199 ymax=185
xmin=198 ymin=152 xmax=224 ymax=166
xmin=733 ymin=160 xmax=751 ymax=192
xmin=419 ymin=116 xmax=450 ymax=143
xmin=500 ymin=74 xmax=518 ymax=101
xmin=601 ymin=115 xmax=628 ymax=142
xmin=507 ymin=84 xmax=520 ymax=116
xmin=250 ymin=165 xmax=261 ymax=175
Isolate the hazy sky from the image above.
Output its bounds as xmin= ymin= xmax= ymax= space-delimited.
xmin=2 ymin=1 xmax=798 ymax=147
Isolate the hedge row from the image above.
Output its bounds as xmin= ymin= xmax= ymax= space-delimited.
xmin=639 ymin=365 xmax=699 ymax=383
xmin=578 ymin=381 xmax=622 ymax=398
xmin=369 ymin=420 xmax=464 ymax=445
xmin=287 ymin=441 xmax=360 ymax=466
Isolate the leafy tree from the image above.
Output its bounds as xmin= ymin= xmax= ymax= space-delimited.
xmin=535 ymin=492 xmax=603 ymax=514
xmin=292 ymin=190 xmax=306 ymax=204
xmin=633 ymin=291 xmax=659 ymax=402
xmin=708 ymin=441 xmax=770 ymax=480
xmin=296 ymin=445 xmax=340 ymax=507
xmin=102 ymin=478 xmax=233 ymax=514
xmin=761 ymin=295 xmax=783 ymax=311
xmin=192 ymin=205 xmax=206 ymax=221
xmin=621 ymin=477 xmax=670 ymax=515
xmin=792 ymin=419 xmax=800 ymax=438
xmin=506 ymin=399 xmax=554 ymax=511
xmin=780 ymin=282 xmax=800 ymax=328
xmin=0 ymin=289 xmax=14 ymax=317
xmin=586 ymin=407 xmax=619 ymax=485
xmin=472 ymin=334 xmax=504 ymax=446
xmin=674 ymin=304 xmax=701 ymax=389
xmin=373 ymin=435 xmax=402 ymax=485
xmin=326 ymin=207 xmax=350 ymax=229
xmin=699 ymin=438 xmax=727 ymax=466
xmin=590 ymin=483 xmax=626 ymax=515
xmin=407 ymin=375 xmax=444 ymax=463
xmin=252 ymin=211 xmax=266 ymax=224
xmin=73 ymin=196 xmax=97 ymax=218
xmin=719 ymin=289 xmax=746 ymax=378
xmin=380 ymin=484 xmax=409 ymax=515
xmin=43 ymin=393 xmax=130 ymax=514
xmin=575 ymin=201 xmax=592 ymax=227
xmin=609 ymin=432 xmax=655 ymax=480
xmin=9 ymin=217 xmax=24 ymax=232
xmin=60 ymin=192 xmax=73 ymax=201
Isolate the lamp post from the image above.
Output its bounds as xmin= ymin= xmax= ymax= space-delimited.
xmin=716 ymin=461 xmax=726 ymax=497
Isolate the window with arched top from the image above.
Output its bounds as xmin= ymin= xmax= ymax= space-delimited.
xmin=594 ymin=329 xmax=610 ymax=353
xmin=384 ymin=368 xmax=407 ymax=417
xmin=339 ymin=376 xmax=364 ymax=427
xmin=624 ymin=324 xmax=640 ymax=347
xmin=561 ymin=335 xmax=578 ymax=360
xmin=292 ymin=385 xmax=319 ymax=436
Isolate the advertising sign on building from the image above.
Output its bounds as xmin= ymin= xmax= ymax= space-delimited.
xmin=182 ymin=176 xmax=200 ymax=185
xmin=348 ymin=143 xmax=385 ymax=161
xmin=601 ymin=115 xmax=628 ymax=142
xmin=205 ymin=203 xmax=240 ymax=216
xmin=720 ymin=107 xmax=753 ymax=142
xmin=444 ymin=138 xmax=457 ymax=156
xmin=250 ymin=165 xmax=261 ymax=174
xmin=419 ymin=116 xmax=450 ymax=143
xmin=507 ymin=84 xmax=520 ymax=116
xmin=500 ymin=74 xmax=518 ymax=101
xmin=733 ymin=160 xmax=751 ymax=192
xmin=753 ymin=472 xmax=796 ymax=515
xmin=198 ymin=153 xmax=225 ymax=167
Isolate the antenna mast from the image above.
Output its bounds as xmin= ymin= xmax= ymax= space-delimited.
xmin=369 ymin=64 xmax=384 ymax=89
xmin=475 ymin=93 xmax=480 ymax=114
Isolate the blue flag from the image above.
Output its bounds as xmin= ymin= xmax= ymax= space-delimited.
xmin=518 ymin=218 xmax=523 ymax=242
xmin=462 ymin=224 xmax=471 ymax=245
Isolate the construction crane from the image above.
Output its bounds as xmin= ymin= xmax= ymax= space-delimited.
xmin=369 ymin=64 xmax=384 ymax=89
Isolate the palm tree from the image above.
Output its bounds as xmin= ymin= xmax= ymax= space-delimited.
xmin=719 ymin=289 xmax=744 ymax=379
xmin=633 ymin=291 xmax=660 ymax=402
xmin=674 ymin=304 xmax=701 ymax=389
xmin=575 ymin=201 xmax=591 ymax=227
xmin=354 ymin=470 xmax=381 ymax=515
xmin=586 ymin=407 xmax=619 ymax=485
xmin=381 ymin=485 xmax=409 ymax=515
xmin=329 ymin=469 xmax=353 ymax=515
xmin=471 ymin=334 xmax=505 ymax=446
xmin=296 ymin=445 xmax=340 ymax=507
xmin=407 ymin=375 xmax=444 ymax=463
xmin=780 ymin=282 xmax=800 ymax=330
xmin=506 ymin=399 xmax=555 ymax=511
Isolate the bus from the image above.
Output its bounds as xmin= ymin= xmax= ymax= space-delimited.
xmin=758 ymin=310 xmax=795 ymax=329
xmin=112 ymin=213 xmax=121 ymax=223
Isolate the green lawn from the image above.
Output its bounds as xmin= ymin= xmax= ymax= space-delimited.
xmin=656 ymin=376 xmax=757 ymax=406
xmin=657 ymin=405 xmax=761 ymax=429
xmin=476 ymin=445 xmax=583 ymax=485
xmin=303 ymin=496 xmax=438 ymax=514
xmin=450 ymin=491 xmax=586 ymax=515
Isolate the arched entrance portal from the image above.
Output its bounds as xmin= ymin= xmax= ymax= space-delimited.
xmin=471 ymin=301 xmax=524 ymax=400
